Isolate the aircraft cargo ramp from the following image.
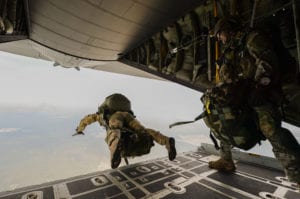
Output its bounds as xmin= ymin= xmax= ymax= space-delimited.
xmin=0 ymin=144 xmax=299 ymax=199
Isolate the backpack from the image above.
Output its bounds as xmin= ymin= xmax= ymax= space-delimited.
xmin=202 ymin=90 xmax=266 ymax=150
xmin=204 ymin=107 xmax=265 ymax=150
xmin=120 ymin=130 xmax=154 ymax=157
xmin=169 ymin=87 xmax=265 ymax=151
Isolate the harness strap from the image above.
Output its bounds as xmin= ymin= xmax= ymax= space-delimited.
xmin=124 ymin=157 xmax=129 ymax=165
xmin=169 ymin=111 xmax=207 ymax=128
xmin=209 ymin=131 xmax=220 ymax=150
xmin=205 ymin=100 xmax=211 ymax=114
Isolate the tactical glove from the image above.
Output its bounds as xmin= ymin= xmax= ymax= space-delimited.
xmin=72 ymin=131 xmax=85 ymax=136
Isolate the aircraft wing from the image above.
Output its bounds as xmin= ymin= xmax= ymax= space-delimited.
xmin=0 ymin=143 xmax=299 ymax=199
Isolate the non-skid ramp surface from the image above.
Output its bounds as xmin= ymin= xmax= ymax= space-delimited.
xmin=1 ymin=145 xmax=299 ymax=199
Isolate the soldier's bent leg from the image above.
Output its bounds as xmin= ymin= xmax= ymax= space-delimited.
xmin=145 ymin=128 xmax=168 ymax=145
xmin=106 ymin=129 xmax=122 ymax=169
xmin=209 ymin=141 xmax=236 ymax=172
xmin=268 ymin=128 xmax=300 ymax=184
xmin=146 ymin=128 xmax=177 ymax=160
xmin=255 ymin=106 xmax=300 ymax=185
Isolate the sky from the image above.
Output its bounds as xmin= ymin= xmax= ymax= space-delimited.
xmin=0 ymin=51 xmax=299 ymax=192
xmin=0 ymin=51 xmax=208 ymax=191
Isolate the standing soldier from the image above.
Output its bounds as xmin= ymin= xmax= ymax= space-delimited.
xmin=74 ymin=93 xmax=177 ymax=169
xmin=208 ymin=17 xmax=300 ymax=187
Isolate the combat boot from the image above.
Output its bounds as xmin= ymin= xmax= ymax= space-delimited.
xmin=208 ymin=158 xmax=236 ymax=172
xmin=166 ymin=137 xmax=177 ymax=161
xmin=109 ymin=137 xmax=122 ymax=169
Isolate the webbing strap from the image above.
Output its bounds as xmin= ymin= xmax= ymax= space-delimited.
xmin=124 ymin=157 xmax=129 ymax=165
xmin=205 ymin=100 xmax=211 ymax=114
xmin=169 ymin=111 xmax=207 ymax=128
xmin=210 ymin=131 xmax=220 ymax=150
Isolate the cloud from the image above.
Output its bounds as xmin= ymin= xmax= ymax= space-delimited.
xmin=90 ymin=131 xmax=106 ymax=139
xmin=0 ymin=128 xmax=19 ymax=133
xmin=97 ymin=161 xmax=110 ymax=171
xmin=53 ymin=115 xmax=69 ymax=119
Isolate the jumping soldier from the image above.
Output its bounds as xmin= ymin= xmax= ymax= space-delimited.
xmin=74 ymin=93 xmax=177 ymax=169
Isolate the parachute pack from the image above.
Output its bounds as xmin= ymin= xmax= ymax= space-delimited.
xmin=120 ymin=129 xmax=154 ymax=158
xmin=170 ymin=91 xmax=266 ymax=151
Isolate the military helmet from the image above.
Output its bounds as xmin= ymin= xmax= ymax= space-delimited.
xmin=98 ymin=93 xmax=132 ymax=115
xmin=211 ymin=17 xmax=241 ymax=37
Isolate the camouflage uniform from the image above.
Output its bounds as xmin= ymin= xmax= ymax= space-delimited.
xmin=76 ymin=111 xmax=171 ymax=148
xmin=0 ymin=0 xmax=16 ymax=34
xmin=75 ymin=94 xmax=176 ymax=169
xmin=210 ymin=18 xmax=300 ymax=184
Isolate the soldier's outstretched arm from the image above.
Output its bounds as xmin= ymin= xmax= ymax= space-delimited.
xmin=72 ymin=131 xmax=85 ymax=136
xmin=74 ymin=113 xmax=102 ymax=136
